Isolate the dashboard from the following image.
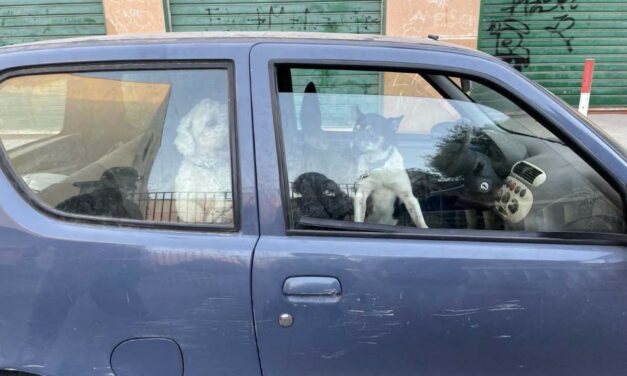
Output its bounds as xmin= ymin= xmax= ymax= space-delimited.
xmin=494 ymin=161 xmax=544 ymax=224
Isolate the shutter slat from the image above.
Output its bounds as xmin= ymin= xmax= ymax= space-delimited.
xmin=0 ymin=1 xmax=105 ymax=46
xmin=478 ymin=0 xmax=627 ymax=107
xmin=170 ymin=0 xmax=383 ymax=96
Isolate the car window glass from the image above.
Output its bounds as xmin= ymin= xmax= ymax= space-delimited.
xmin=0 ymin=68 xmax=234 ymax=226
xmin=0 ymin=74 xmax=67 ymax=149
xmin=276 ymin=66 xmax=625 ymax=234
xmin=460 ymin=80 xmax=561 ymax=142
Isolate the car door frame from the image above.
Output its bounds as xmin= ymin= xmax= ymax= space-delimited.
xmin=0 ymin=40 xmax=261 ymax=375
xmin=251 ymin=41 xmax=626 ymax=241
xmin=250 ymin=41 xmax=627 ymax=376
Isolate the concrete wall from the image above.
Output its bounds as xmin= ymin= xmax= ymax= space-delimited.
xmin=103 ymin=0 xmax=167 ymax=35
xmin=385 ymin=0 xmax=480 ymax=48
xmin=99 ymin=0 xmax=484 ymax=103
xmin=383 ymin=1 xmax=481 ymax=98
xmin=101 ymin=0 xmax=482 ymax=46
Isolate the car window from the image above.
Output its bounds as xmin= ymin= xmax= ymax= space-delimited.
xmin=275 ymin=66 xmax=625 ymax=235
xmin=0 ymin=68 xmax=235 ymax=227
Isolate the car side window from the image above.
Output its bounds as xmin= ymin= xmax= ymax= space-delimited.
xmin=0 ymin=67 xmax=235 ymax=227
xmin=275 ymin=65 xmax=625 ymax=235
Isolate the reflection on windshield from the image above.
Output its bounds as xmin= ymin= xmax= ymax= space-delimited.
xmin=457 ymin=80 xmax=563 ymax=143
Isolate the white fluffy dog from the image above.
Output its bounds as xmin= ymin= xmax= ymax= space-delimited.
xmin=174 ymin=98 xmax=233 ymax=224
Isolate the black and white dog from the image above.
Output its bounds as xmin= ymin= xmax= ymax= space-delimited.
xmin=352 ymin=108 xmax=428 ymax=228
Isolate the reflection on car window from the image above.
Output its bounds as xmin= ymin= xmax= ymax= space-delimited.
xmin=461 ymin=80 xmax=562 ymax=143
xmin=0 ymin=69 xmax=234 ymax=226
xmin=276 ymin=66 xmax=625 ymax=234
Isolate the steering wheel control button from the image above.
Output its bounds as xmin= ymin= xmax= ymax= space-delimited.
xmin=508 ymin=199 xmax=519 ymax=214
xmin=501 ymin=192 xmax=510 ymax=203
xmin=278 ymin=313 xmax=294 ymax=328
xmin=500 ymin=175 xmax=534 ymax=224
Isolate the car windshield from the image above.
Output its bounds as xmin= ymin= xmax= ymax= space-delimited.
xmin=461 ymin=79 xmax=626 ymax=158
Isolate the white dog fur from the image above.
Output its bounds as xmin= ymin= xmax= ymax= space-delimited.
xmin=352 ymin=111 xmax=428 ymax=228
xmin=174 ymin=98 xmax=232 ymax=224
xmin=354 ymin=149 xmax=428 ymax=228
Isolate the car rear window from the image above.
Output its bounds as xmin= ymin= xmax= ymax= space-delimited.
xmin=0 ymin=67 xmax=237 ymax=228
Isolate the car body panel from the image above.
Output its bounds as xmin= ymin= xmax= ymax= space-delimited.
xmin=0 ymin=40 xmax=260 ymax=375
xmin=250 ymin=42 xmax=627 ymax=375
xmin=0 ymin=33 xmax=624 ymax=375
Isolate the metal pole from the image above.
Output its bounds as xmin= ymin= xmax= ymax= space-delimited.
xmin=578 ymin=58 xmax=595 ymax=116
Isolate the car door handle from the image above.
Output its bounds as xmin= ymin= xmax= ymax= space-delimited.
xmin=283 ymin=276 xmax=342 ymax=296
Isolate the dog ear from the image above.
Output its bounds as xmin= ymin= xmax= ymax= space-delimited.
xmin=388 ymin=115 xmax=404 ymax=132
xmin=174 ymin=106 xmax=197 ymax=158
xmin=353 ymin=106 xmax=365 ymax=121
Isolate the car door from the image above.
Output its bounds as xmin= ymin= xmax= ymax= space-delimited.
xmin=0 ymin=41 xmax=261 ymax=375
xmin=251 ymin=42 xmax=627 ymax=376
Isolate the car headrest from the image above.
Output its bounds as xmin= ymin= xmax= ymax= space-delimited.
xmin=300 ymin=82 xmax=322 ymax=134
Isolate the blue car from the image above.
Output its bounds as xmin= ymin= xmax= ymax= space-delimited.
xmin=0 ymin=32 xmax=624 ymax=376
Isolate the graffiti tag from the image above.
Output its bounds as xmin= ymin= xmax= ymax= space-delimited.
xmin=204 ymin=6 xmax=378 ymax=33
xmin=501 ymin=0 xmax=578 ymax=16
xmin=489 ymin=0 xmax=577 ymax=70
xmin=545 ymin=14 xmax=576 ymax=52
xmin=487 ymin=19 xmax=531 ymax=70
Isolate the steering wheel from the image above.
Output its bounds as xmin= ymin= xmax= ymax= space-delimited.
xmin=431 ymin=118 xmax=502 ymax=208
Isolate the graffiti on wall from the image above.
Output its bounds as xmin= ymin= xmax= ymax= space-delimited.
xmin=104 ymin=0 xmax=166 ymax=34
xmin=487 ymin=0 xmax=577 ymax=70
xmin=203 ymin=6 xmax=380 ymax=33
xmin=400 ymin=0 xmax=478 ymax=37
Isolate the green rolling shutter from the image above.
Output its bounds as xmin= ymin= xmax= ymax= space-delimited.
xmin=0 ymin=0 xmax=106 ymax=47
xmin=169 ymin=0 xmax=383 ymax=95
xmin=169 ymin=0 xmax=382 ymax=34
xmin=478 ymin=0 xmax=627 ymax=107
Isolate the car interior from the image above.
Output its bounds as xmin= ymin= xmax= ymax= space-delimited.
xmin=0 ymin=67 xmax=623 ymax=234
xmin=276 ymin=66 xmax=626 ymax=234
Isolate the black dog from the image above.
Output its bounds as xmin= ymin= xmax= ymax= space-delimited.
xmin=291 ymin=172 xmax=353 ymax=222
xmin=56 ymin=167 xmax=143 ymax=220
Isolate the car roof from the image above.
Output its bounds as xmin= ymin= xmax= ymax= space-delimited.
xmin=0 ymin=31 xmax=489 ymax=59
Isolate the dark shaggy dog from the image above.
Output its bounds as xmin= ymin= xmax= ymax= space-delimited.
xmin=56 ymin=167 xmax=142 ymax=220
xmin=291 ymin=172 xmax=353 ymax=222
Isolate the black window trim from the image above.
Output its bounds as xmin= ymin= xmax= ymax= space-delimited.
xmin=268 ymin=59 xmax=626 ymax=246
xmin=0 ymin=60 xmax=241 ymax=233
